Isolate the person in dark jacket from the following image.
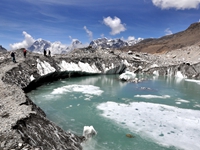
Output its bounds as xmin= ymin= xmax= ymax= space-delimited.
xmin=48 ymin=50 xmax=51 ymax=57
xmin=44 ymin=49 xmax=47 ymax=56
xmin=11 ymin=51 xmax=16 ymax=63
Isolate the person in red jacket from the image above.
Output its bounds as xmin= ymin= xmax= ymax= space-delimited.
xmin=23 ymin=48 xmax=27 ymax=58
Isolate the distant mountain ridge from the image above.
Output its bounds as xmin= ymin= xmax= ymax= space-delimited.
xmin=120 ymin=22 xmax=200 ymax=54
xmin=28 ymin=37 xmax=143 ymax=54
xmin=28 ymin=39 xmax=83 ymax=54
xmin=89 ymin=37 xmax=143 ymax=49
xmin=0 ymin=45 xmax=7 ymax=52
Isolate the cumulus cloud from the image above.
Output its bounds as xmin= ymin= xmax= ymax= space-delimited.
xmin=152 ymin=0 xmax=200 ymax=10
xmin=103 ymin=16 xmax=126 ymax=35
xmin=127 ymin=36 xmax=136 ymax=41
xmin=83 ymin=26 xmax=93 ymax=41
xmin=165 ymin=28 xmax=173 ymax=35
xmin=10 ymin=31 xmax=35 ymax=50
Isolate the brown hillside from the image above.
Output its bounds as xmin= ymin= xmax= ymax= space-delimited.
xmin=121 ymin=22 xmax=200 ymax=54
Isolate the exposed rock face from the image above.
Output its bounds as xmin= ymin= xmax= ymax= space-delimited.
xmin=1 ymin=46 xmax=200 ymax=149
xmin=0 ymin=45 xmax=7 ymax=52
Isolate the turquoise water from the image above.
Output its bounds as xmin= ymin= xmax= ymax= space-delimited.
xmin=28 ymin=75 xmax=200 ymax=150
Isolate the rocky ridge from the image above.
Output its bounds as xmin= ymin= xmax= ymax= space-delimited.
xmin=121 ymin=22 xmax=200 ymax=54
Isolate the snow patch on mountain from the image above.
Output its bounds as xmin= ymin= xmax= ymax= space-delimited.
xmin=28 ymin=39 xmax=85 ymax=54
xmin=28 ymin=37 xmax=143 ymax=54
xmin=90 ymin=37 xmax=143 ymax=49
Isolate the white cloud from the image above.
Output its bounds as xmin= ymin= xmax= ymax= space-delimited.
xmin=83 ymin=26 xmax=93 ymax=41
xmin=127 ymin=36 xmax=136 ymax=41
xmin=103 ymin=16 xmax=126 ymax=35
xmin=10 ymin=31 xmax=35 ymax=50
xmin=165 ymin=28 xmax=173 ymax=35
xmin=152 ymin=0 xmax=200 ymax=10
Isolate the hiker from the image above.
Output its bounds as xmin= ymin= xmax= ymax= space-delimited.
xmin=10 ymin=51 xmax=16 ymax=63
xmin=48 ymin=50 xmax=51 ymax=57
xmin=44 ymin=49 xmax=47 ymax=56
xmin=23 ymin=48 xmax=27 ymax=58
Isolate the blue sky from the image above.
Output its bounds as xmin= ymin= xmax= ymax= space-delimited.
xmin=1 ymin=0 xmax=200 ymax=50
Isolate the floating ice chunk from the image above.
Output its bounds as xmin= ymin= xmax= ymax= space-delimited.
xmin=175 ymin=98 xmax=190 ymax=103
xmin=97 ymin=102 xmax=200 ymax=150
xmin=83 ymin=126 xmax=97 ymax=139
xmin=51 ymin=84 xmax=103 ymax=96
xmin=185 ymin=79 xmax=200 ymax=85
xmin=134 ymin=94 xmax=170 ymax=99
xmin=119 ymin=71 xmax=136 ymax=81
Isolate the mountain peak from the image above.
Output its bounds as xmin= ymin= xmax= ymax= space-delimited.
xmin=0 ymin=45 xmax=7 ymax=52
xmin=89 ymin=37 xmax=142 ymax=49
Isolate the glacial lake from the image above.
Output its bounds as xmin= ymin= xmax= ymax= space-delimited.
xmin=28 ymin=74 xmax=200 ymax=150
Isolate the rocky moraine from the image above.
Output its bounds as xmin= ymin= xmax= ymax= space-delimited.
xmin=1 ymin=46 xmax=200 ymax=150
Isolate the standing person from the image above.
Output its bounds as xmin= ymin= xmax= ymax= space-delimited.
xmin=48 ymin=50 xmax=51 ymax=57
xmin=23 ymin=48 xmax=27 ymax=58
xmin=44 ymin=49 xmax=47 ymax=56
xmin=10 ymin=51 xmax=16 ymax=63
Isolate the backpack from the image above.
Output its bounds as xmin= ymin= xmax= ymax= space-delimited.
xmin=11 ymin=52 xmax=14 ymax=57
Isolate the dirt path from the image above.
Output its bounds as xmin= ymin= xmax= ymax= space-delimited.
xmin=0 ymin=53 xmax=34 ymax=148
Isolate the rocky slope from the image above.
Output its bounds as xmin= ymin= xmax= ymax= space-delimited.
xmin=1 ymin=41 xmax=200 ymax=149
xmin=120 ymin=22 xmax=200 ymax=54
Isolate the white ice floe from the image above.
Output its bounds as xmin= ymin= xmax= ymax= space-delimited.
xmin=119 ymin=71 xmax=136 ymax=81
xmin=51 ymin=84 xmax=103 ymax=96
xmin=36 ymin=59 xmax=56 ymax=75
xmin=58 ymin=60 xmax=101 ymax=73
xmin=134 ymin=94 xmax=170 ymax=99
xmin=185 ymin=79 xmax=200 ymax=85
xmin=83 ymin=126 xmax=97 ymax=139
xmin=175 ymin=98 xmax=190 ymax=104
xmin=97 ymin=101 xmax=200 ymax=150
